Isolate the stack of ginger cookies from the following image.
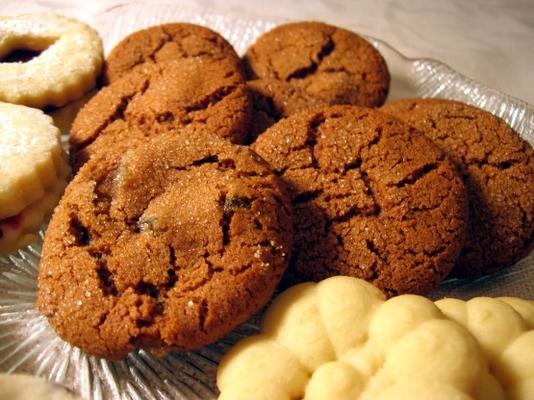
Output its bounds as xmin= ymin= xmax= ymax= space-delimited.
xmin=0 ymin=12 xmax=533 ymax=400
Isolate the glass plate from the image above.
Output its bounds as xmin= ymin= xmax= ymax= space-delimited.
xmin=0 ymin=3 xmax=533 ymax=399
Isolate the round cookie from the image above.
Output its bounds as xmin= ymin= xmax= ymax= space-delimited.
xmin=0 ymin=102 xmax=67 ymax=219
xmin=243 ymin=21 xmax=390 ymax=107
xmin=0 ymin=102 xmax=70 ymax=254
xmin=252 ymin=105 xmax=468 ymax=296
xmin=381 ymin=98 xmax=534 ymax=277
xmin=247 ymin=78 xmax=332 ymax=142
xmin=38 ymin=130 xmax=293 ymax=359
xmin=1 ymin=177 xmax=68 ymax=255
xmin=104 ymin=23 xmax=242 ymax=83
xmin=70 ymin=57 xmax=251 ymax=170
xmin=0 ymin=13 xmax=103 ymax=108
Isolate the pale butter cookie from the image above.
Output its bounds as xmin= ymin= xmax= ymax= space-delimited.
xmin=218 ymin=276 xmax=534 ymax=400
xmin=0 ymin=13 xmax=103 ymax=108
xmin=0 ymin=175 xmax=67 ymax=255
xmin=0 ymin=102 xmax=69 ymax=254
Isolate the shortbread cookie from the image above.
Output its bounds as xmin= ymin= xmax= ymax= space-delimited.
xmin=381 ymin=98 xmax=534 ymax=277
xmin=104 ymin=22 xmax=242 ymax=83
xmin=243 ymin=21 xmax=390 ymax=107
xmin=38 ymin=130 xmax=292 ymax=359
xmin=252 ymin=105 xmax=468 ymax=296
xmin=0 ymin=374 xmax=81 ymax=400
xmin=0 ymin=102 xmax=69 ymax=254
xmin=0 ymin=102 xmax=68 ymax=219
xmin=0 ymin=13 xmax=103 ymax=108
xmin=218 ymin=276 xmax=534 ymax=400
xmin=0 ymin=176 xmax=68 ymax=255
xmin=247 ymin=79 xmax=331 ymax=142
xmin=70 ymin=57 xmax=251 ymax=170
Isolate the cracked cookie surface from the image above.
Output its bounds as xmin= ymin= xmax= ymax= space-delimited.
xmin=38 ymin=131 xmax=293 ymax=359
xmin=104 ymin=23 xmax=242 ymax=83
xmin=70 ymin=57 xmax=251 ymax=170
xmin=252 ymin=105 xmax=468 ymax=296
xmin=247 ymin=78 xmax=331 ymax=142
xmin=381 ymin=98 xmax=534 ymax=277
xmin=243 ymin=21 xmax=390 ymax=108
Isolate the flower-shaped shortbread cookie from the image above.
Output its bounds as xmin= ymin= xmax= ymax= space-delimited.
xmin=217 ymin=276 xmax=534 ymax=400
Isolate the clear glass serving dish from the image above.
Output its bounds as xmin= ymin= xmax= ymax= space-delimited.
xmin=0 ymin=3 xmax=533 ymax=399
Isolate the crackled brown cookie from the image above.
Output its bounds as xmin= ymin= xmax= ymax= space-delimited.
xmin=104 ymin=23 xmax=242 ymax=83
xmin=70 ymin=57 xmax=251 ymax=170
xmin=381 ymin=98 xmax=534 ymax=277
xmin=252 ymin=105 xmax=468 ymax=296
xmin=243 ymin=21 xmax=390 ymax=107
xmin=38 ymin=131 xmax=293 ymax=359
xmin=247 ymin=78 xmax=332 ymax=142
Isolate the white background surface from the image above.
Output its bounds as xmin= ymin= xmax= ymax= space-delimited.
xmin=2 ymin=0 xmax=533 ymax=105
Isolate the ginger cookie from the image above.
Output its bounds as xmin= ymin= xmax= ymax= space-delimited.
xmin=38 ymin=130 xmax=293 ymax=359
xmin=252 ymin=105 xmax=468 ymax=296
xmin=70 ymin=120 xmax=150 ymax=172
xmin=104 ymin=23 xmax=242 ymax=83
xmin=381 ymin=98 xmax=534 ymax=277
xmin=247 ymin=78 xmax=331 ymax=142
xmin=70 ymin=57 xmax=251 ymax=170
xmin=243 ymin=21 xmax=390 ymax=108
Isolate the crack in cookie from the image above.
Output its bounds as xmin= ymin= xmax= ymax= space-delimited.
xmin=104 ymin=23 xmax=242 ymax=83
xmin=70 ymin=56 xmax=251 ymax=171
xmin=382 ymin=98 xmax=534 ymax=277
xmin=243 ymin=22 xmax=390 ymax=109
xmin=38 ymin=131 xmax=292 ymax=359
xmin=252 ymin=105 xmax=468 ymax=295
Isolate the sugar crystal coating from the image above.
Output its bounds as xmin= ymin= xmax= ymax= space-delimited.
xmin=38 ymin=130 xmax=292 ymax=359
